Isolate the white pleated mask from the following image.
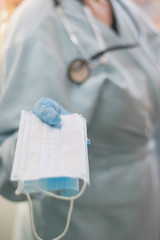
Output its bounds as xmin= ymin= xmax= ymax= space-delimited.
xmin=10 ymin=111 xmax=89 ymax=240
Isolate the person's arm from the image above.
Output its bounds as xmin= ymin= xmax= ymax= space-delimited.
xmin=131 ymin=2 xmax=160 ymax=164
xmin=126 ymin=0 xmax=160 ymax=62
xmin=0 ymin=34 xmax=61 ymax=201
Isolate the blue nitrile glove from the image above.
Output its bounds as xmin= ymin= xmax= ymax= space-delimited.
xmin=33 ymin=97 xmax=91 ymax=146
xmin=33 ymin=97 xmax=69 ymax=126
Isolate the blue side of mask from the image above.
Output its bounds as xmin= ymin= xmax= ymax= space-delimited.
xmin=23 ymin=177 xmax=79 ymax=197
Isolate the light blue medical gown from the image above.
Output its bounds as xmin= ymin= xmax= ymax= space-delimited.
xmin=0 ymin=0 xmax=160 ymax=239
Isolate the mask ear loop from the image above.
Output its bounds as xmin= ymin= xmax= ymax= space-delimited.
xmin=15 ymin=179 xmax=87 ymax=240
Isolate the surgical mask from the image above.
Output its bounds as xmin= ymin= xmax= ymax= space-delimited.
xmin=11 ymin=111 xmax=89 ymax=240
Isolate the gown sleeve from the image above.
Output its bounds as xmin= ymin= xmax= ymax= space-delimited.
xmin=137 ymin=8 xmax=160 ymax=164
xmin=140 ymin=9 xmax=160 ymax=165
xmin=0 ymin=34 xmax=58 ymax=201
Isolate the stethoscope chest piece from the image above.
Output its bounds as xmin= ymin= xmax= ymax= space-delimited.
xmin=68 ymin=59 xmax=90 ymax=84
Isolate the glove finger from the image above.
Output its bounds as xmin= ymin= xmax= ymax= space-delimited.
xmin=87 ymin=138 xmax=91 ymax=147
xmin=33 ymin=100 xmax=61 ymax=126
xmin=41 ymin=98 xmax=69 ymax=115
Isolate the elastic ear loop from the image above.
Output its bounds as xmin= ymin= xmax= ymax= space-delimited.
xmin=15 ymin=179 xmax=87 ymax=240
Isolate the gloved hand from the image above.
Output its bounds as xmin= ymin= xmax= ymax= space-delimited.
xmin=33 ymin=98 xmax=91 ymax=145
xmin=33 ymin=97 xmax=69 ymax=126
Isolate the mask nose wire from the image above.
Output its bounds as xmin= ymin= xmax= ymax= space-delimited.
xmin=15 ymin=179 xmax=87 ymax=240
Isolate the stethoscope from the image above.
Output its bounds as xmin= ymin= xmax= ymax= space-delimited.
xmin=53 ymin=0 xmax=145 ymax=84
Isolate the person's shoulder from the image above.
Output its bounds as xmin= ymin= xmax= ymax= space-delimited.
xmin=122 ymin=0 xmax=159 ymax=34
xmin=4 ymin=0 xmax=54 ymax=49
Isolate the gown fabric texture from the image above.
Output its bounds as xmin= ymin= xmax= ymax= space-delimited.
xmin=0 ymin=0 xmax=160 ymax=239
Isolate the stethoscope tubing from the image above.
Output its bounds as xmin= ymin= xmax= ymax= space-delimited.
xmin=52 ymin=0 xmax=145 ymax=83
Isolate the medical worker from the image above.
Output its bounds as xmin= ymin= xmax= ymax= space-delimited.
xmin=0 ymin=0 xmax=160 ymax=239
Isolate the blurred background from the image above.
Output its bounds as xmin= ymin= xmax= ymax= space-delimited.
xmin=0 ymin=0 xmax=160 ymax=240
